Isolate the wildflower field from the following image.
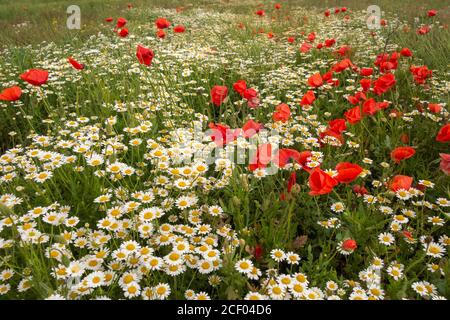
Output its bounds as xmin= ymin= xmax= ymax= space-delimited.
xmin=0 ymin=0 xmax=450 ymax=300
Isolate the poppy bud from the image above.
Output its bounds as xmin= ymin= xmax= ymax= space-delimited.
xmin=254 ymin=245 xmax=263 ymax=260
xmin=400 ymin=134 xmax=409 ymax=144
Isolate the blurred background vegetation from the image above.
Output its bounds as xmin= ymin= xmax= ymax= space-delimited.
xmin=0 ymin=0 xmax=448 ymax=47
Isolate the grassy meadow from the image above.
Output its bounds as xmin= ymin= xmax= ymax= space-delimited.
xmin=0 ymin=0 xmax=449 ymax=300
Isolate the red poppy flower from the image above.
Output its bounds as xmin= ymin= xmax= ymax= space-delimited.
xmin=390 ymin=175 xmax=413 ymax=192
xmin=335 ymin=45 xmax=351 ymax=57
xmin=210 ymin=85 xmax=228 ymax=106
xmin=376 ymin=101 xmax=390 ymax=110
xmin=273 ymin=148 xmax=301 ymax=168
xmin=136 ymin=45 xmax=154 ymax=66
xmin=156 ymin=29 xmax=166 ymax=38
xmin=173 ymin=25 xmax=186 ymax=33
xmin=375 ymin=52 xmax=397 ymax=70
xmin=360 ymin=78 xmax=371 ymax=92
xmin=328 ymin=118 xmax=346 ymax=134
xmin=307 ymin=73 xmax=323 ymax=88
xmin=400 ymin=48 xmax=412 ymax=57
xmin=243 ymin=88 xmax=260 ymax=108
xmin=68 ymin=57 xmax=84 ymax=70
xmin=20 ymin=69 xmax=49 ymax=86
xmin=335 ymin=162 xmax=362 ymax=184
xmin=307 ymin=32 xmax=316 ymax=42
xmin=287 ymin=37 xmax=295 ymax=43
xmin=375 ymin=53 xmax=398 ymax=73
xmin=356 ymin=91 xmax=367 ymax=100
xmin=243 ymin=88 xmax=258 ymax=101
xmin=105 ymin=17 xmax=113 ymax=22
xmin=295 ymin=151 xmax=313 ymax=173
xmin=428 ymin=9 xmax=437 ymax=17
xmin=390 ymin=51 xmax=400 ymax=62
xmin=300 ymin=90 xmax=316 ymax=106
xmin=362 ymin=98 xmax=378 ymax=116
xmin=347 ymin=94 xmax=362 ymax=104
xmin=155 ymin=17 xmax=171 ymax=29
xmin=300 ymin=42 xmax=313 ymax=53
xmin=233 ymin=80 xmax=247 ymax=96
xmin=332 ymin=59 xmax=353 ymax=73
xmin=208 ymin=123 xmax=239 ymax=146
xmin=255 ymin=10 xmax=265 ymax=16
xmin=344 ymin=106 xmax=362 ymax=124
xmin=373 ymin=73 xmax=396 ymax=95
xmin=347 ymin=95 xmax=360 ymax=105
xmin=308 ymin=168 xmax=338 ymax=196
xmin=342 ymin=239 xmax=357 ymax=251
xmin=321 ymin=128 xmax=344 ymax=144
xmin=274 ymin=3 xmax=281 ymax=9
xmin=116 ymin=17 xmax=127 ymax=28
xmin=322 ymin=71 xmax=333 ymax=82
xmin=428 ymin=103 xmax=441 ymax=113
xmin=439 ymin=153 xmax=450 ymax=175
xmin=249 ymin=143 xmax=272 ymax=171
xmin=324 ymin=38 xmax=336 ymax=47
xmin=0 ymin=86 xmax=22 ymax=101
xmin=272 ymin=103 xmax=291 ymax=122
xmin=417 ymin=25 xmax=431 ymax=35
xmin=436 ymin=124 xmax=450 ymax=142
xmin=324 ymin=10 xmax=331 ymax=17
xmin=410 ymin=65 xmax=432 ymax=84
xmin=242 ymin=119 xmax=263 ymax=138
xmin=118 ymin=28 xmax=129 ymax=37
xmin=391 ymin=146 xmax=415 ymax=163
xmin=360 ymin=67 xmax=373 ymax=76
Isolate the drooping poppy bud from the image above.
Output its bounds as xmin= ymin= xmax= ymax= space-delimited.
xmin=210 ymin=85 xmax=228 ymax=106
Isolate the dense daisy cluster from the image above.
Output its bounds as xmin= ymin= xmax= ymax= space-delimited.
xmin=0 ymin=2 xmax=449 ymax=299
